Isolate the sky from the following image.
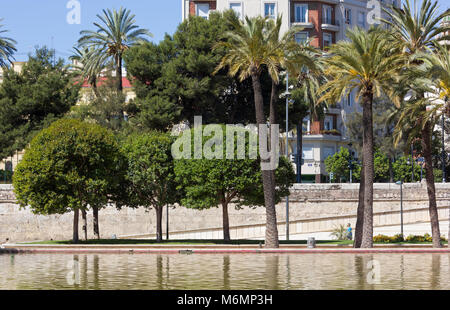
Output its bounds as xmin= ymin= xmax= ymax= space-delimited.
xmin=0 ymin=0 xmax=449 ymax=62
xmin=0 ymin=0 xmax=181 ymax=62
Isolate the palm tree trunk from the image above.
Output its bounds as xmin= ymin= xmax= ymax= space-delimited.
xmin=116 ymin=55 xmax=123 ymax=92
xmin=222 ymin=201 xmax=230 ymax=242
xmin=360 ymin=92 xmax=374 ymax=248
xmin=421 ymin=122 xmax=442 ymax=248
xmin=93 ymin=206 xmax=100 ymax=240
xmin=156 ymin=206 xmax=163 ymax=243
xmin=116 ymin=54 xmax=125 ymax=120
xmin=73 ymin=209 xmax=79 ymax=243
xmin=252 ymin=70 xmax=279 ymax=248
xmin=81 ymin=209 xmax=88 ymax=241
xmin=354 ymin=154 xmax=365 ymax=248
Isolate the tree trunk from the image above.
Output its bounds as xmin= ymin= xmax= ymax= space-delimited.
xmin=116 ymin=55 xmax=123 ymax=92
xmin=222 ymin=201 xmax=230 ymax=242
xmin=354 ymin=154 xmax=365 ymax=248
xmin=360 ymin=92 xmax=374 ymax=248
xmin=93 ymin=206 xmax=100 ymax=240
xmin=422 ymin=122 xmax=442 ymax=248
xmin=116 ymin=54 xmax=125 ymax=120
xmin=251 ymin=71 xmax=279 ymax=248
xmin=389 ymin=156 xmax=394 ymax=183
xmin=73 ymin=209 xmax=79 ymax=244
xmin=81 ymin=209 xmax=88 ymax=241
xmin=156 ymin=206 xmax=163 ymax=243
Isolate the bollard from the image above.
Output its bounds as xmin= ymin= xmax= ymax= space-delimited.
xmin=307 ymin=237 xmax=316 ymax=248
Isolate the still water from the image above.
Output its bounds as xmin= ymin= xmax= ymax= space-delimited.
xmin=0 ymin=253 xmax=449 ymax=290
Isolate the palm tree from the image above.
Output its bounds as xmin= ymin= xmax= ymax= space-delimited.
xmin=78 ymin=7 xmax=152 ymax=93
xmin=382 ymin=0 xmax=450 ymax=247
xmin=214 ymin=16 xmax=284 ymax=248
xmin=70 ymin=47 xmax=110 ymax=97
xmin=319 ymin=27 xmax=404 ymax=248
xmin=0 ymin=19 xmax=17 ymax=67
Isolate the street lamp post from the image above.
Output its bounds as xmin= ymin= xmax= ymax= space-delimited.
xmin=285 ymin=73 xmax=290 ymax=241
xmin=166 ymin=204 xmax=169 ymax=240
xmin=348 ymin=142 xmax=354 ymax=183
xmin=442 ymin=112 xmax=446 ymax=183
xmin=410 ymin=144 xmax=415 ymax=182
xmin=395 ymin=180 xmax=404 ymax=238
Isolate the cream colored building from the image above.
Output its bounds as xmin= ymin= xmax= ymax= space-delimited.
xmin=183 ymin=0 xmax=399 ymax=182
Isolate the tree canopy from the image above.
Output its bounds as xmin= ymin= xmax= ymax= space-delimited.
xmin=0 ymin=47 xmax=80 ymax=159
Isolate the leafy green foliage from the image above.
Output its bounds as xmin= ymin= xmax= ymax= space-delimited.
xmin=0 ymin=19 xmax=17 ymax=67
xmin=174 ymin=125 xmax=295 ymax=210
xmin=13 ymin=118 xmax=126 ymax=216
xmin=330 ymin=224 xmax=348 ymax=241
xmin=121 ymin=131 xmax=180 ymax=210
xmin=324 ymin=147 xmax=361 ymax=182
xmin=0 ymin=47 xmax=80 ymax=158
xmin=124 ymin=11 xmax=269 ymax=130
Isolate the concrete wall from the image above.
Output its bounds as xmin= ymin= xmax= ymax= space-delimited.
xmin=1 ymin=182 xmax=449 ymax=242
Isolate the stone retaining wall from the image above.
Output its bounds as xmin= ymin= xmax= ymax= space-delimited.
xmin=1 ymin=182 xmax=449 ymax=242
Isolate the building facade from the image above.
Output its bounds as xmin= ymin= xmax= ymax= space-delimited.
xmin=182 ymin=0 xmax=399 ymax=182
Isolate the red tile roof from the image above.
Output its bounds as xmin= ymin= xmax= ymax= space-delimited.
xmin=81 ymin=77 xmax=132 ymax=88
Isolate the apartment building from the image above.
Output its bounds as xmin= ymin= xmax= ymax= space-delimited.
xmin=182 ymin=0 xmax=399 ymax=182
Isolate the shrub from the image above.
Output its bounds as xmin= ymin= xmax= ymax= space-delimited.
xmin=330 ymin=224 xmax=348 ymax=240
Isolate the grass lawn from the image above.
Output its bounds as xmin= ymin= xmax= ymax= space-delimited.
xmin=22 ymin=239 xmax=446 ymax=245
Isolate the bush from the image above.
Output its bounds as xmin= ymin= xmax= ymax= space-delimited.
xmin=373 ymin=234 xmax=404 ymax=243
xmin=330 ymin=224 xmax=348 ymax=240
xmin=374 ymin=234 xmax=447 ymax=243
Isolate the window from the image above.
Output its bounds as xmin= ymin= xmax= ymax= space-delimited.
xmin=323 ymin=147 xmax=335 ymax=160
xmin=324 ymin=115 xmax=334 ymax=131
xmin=294 ymin=4 xmax=308 ymax=23
xmin=229 ymin=2 xmax=242 ymax=18
xmin=295 ymin=32 xmax=308 ymax=44
xmin=347 ymin=92 xmax=352 ymax=106
xmin=323 ymin=33 xmax=332 ymax=47
xmin=264 ymin=3 xmax=276 ymax=19
xmin=345 ymin=8 xmax=352 ymax=24
xmin=197 ymin=3 xmax=210 ymax=19
xmin=323 ymin=5 xmax=333 ymax=24
xmin=302 ymin=145 xmax=314 ymax=160
xmin=358 ymin=11 xmax=366 ymax=27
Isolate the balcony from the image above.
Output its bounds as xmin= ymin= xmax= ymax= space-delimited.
xmin=321 ymin=18 xmax=340 ymax=32
xmin=291 ymin=21 xmax=314 ymax=29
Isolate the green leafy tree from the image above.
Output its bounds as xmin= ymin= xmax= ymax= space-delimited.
xmin=121 ymin=132 xmax=180 ymax=242
xmin=78 ymin=7 xmax=152 ymax=94
xmin=124 ymin=11 xmax=263 ymax=131
xmin=325 ymin=147 xmax=361 ymax=183
xmin=0 ymin=19 xmax=16 ymax=67
xmin=13 ymin=119 xmax=126 ymax=243
xmin=174 ymin=125 xmax=294 ymax=241
xmin=0 ymin=47 xmax=80 ymax=159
